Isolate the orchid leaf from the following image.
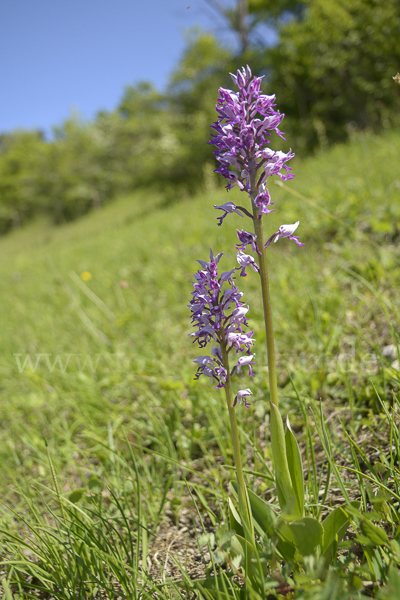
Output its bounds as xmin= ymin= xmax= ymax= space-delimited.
xmin=234 ymin=533 xmax=256 ymax=554
xmin=322 ymin=505 xmax=352 ymax=561
xmin=270 ymin=402 xmax=300 ymax=518
xmin=228 ymin=497 xmax=244 ymax=538
xmin=285 ymin=415 xmax=304 ymax=517
xmin=246 ymin=488 xmax=277 ymax=537
xmin=228 ymin=535 xmax=246 ymax=561
xmin=285 ymin=517 xmax=324 ymax=558
xmin=246 ymin=490 xmax=296 ymax=560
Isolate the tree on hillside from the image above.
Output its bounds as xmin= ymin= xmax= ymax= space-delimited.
xmin=46 ymin=116 xmax=117 ymax=222
xmin=265 ymin=0 xmax=400 ymax=151
xmin=115 ymin=82 xmax=186 ymax=197
xmin=0 ymin=131 xmax=47 ymax=232
xmin=203 ymin=0 xmax=304 ymax=54
xmin=166 ymin=31 xmax=233 ymax=195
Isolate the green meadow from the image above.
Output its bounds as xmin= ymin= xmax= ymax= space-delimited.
xmin=1 ymin=128 xmax=400 ymax=598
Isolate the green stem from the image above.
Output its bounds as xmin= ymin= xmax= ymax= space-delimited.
xmin=220 ymin=332 xmax=255 ymax=547
xmin=249 ymin=164 xmax=279 ymax=409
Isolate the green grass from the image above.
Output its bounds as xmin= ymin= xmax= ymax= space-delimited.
xmin=1 ymin=128 xmax=400 ymax=597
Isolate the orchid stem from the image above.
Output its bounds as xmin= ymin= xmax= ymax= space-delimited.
xmin=220 ymin=332 xmax=255 ymax=548
xmin=250 ymin=163 xmax=279 ymax=410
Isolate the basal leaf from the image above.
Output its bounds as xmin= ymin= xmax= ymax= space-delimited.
xmin=286 ymin=517 xmax=324 ymax=558
xmin=228 ymin=497 xmax=244 ymax=538
xmin=247 ymin=488 xmax=277 ymax=537
xmin=270 ymin=402 xmax=299 ymax=517
xmin=285 ymin=415 xmax=304 ymax=517
xmin=322 ymin=506 xmax=350 ymax=561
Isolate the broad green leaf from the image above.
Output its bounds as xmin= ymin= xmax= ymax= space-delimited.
xmin=212 ymin=549 xmax=225 ymax=564
xmin=286 ymin=517 xmax=324 ymax=558
xmin=361 ymin=520 xmax=389 ymax=546
xmin=322 ymin=505 xmax=351 ymax=561
xmin=285 ymin=415 xmax=304 ymax=517
xmin=88 ymin=476 xmax=102 ymax=494
xmin=234 ymin=533 xmax=256 ymax=554
xmin=247 ymin=488 xmax=277 ymax=537
xmin=275 ymin=477 xmax=290 ymax=519
xmin=198 ymin=532 xmax=215 ymax=547
xmin=231 ymin=555 xmax=242 ymax=570
xmin=246 ymin=489 xmax=295 ymax=558
xmin=229 ymin=535 xmax=246 ymax=559
xmin=391 ymin=539 xmax=400 ymax=557
xmin=274 ymin=519 xmax=297 ymax=560
xmin=219 ymin=530 xmax=236 ymax=550
xmin=270 ymin=402 xmax=299 ymax=518
xmin=124 ymin=479 xmax=135 ymax=494
xmin=228 ymin=497 xmax=244 ymax=538
xmin=356 ymin=534 xmax=374 ymax=546
xmin=68 ymin=488 xmax=87 ymax=503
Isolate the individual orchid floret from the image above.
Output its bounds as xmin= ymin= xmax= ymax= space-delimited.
xmin=236 ymin=229 xmax=259 ymax=254
xmin=254 ymin=184 xmax=275 ymax=219
xmin=226 ymin=330 xmax=255 ymax=354
xmin=193 ymin=356 xmax=221 ymax=385
xmin=236 ymin=250 xmax=260 ymax=277
xmin=189 ymin=251 xmax=256 ymax=389
xmin=228 ymin=305 xmax=249 ymax=326
xmin=265 ymin=221 xmax=305 ymax=248
xmin=231 ymin=354 xmax=256 ymax=377
xmin=230 ymin=65 xmax=253 ymax=88
xmin=220 ymin=268 xmax=236 ymax=283
xmin=257 ymin=149 xmax=295 ymax=187
xmin=233 ymin=388 xmax=253 ymax=408
xmin=214 ymin=202 xmax=244 ymax=226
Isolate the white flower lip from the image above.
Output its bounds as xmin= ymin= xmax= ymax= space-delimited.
xmin=275 ymin=221 xmax=300 ymax=241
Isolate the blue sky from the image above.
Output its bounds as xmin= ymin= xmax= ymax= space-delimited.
xmin=0 ymin=0 xmax=245 ymax=137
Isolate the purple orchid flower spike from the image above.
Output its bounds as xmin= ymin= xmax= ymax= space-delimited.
xmin=209 ymin=66 xmax=305 ymax=254
xmin=236 ymin=250 xmax=260 ymax=277
xmin=265 ymin=221 xmax=305 ymax=248
xmin=232 ymin=388 xmax=253 ymax=407
xmin=189 ymin=251 xmax=256 ymax=389
xmin=210 ymin=65 xmax=294 ymax=200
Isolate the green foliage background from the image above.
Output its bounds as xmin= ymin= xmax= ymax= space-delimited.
xmin=0 ymin=0 xmax=399 ymax=233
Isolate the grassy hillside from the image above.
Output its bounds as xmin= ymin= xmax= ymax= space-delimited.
xmin=0 ymin=128 xmax=398 ymax=474
xmin=1 ymin=128 xmax=400 ymax=597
